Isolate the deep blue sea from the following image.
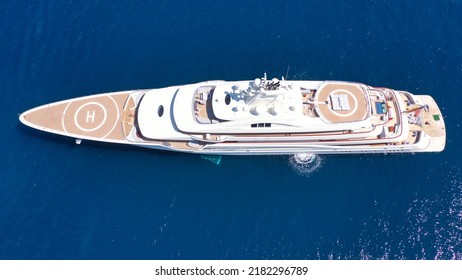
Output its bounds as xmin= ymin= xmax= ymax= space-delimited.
xmin=1 ymin=0 xmax=461 ymax=260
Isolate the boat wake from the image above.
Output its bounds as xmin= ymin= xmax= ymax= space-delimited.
xmin=288 ymin=153 xmax=323 ymax=177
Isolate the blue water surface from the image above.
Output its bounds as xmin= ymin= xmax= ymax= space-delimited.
xmin=0 ymin=0 xmax=461 ymax=259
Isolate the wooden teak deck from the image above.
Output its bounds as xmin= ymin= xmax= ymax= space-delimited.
xmin=21 ymin=92 xmax=132 ymax=142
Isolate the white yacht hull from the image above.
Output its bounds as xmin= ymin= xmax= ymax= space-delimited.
xmin=19 ymin=78 xmax=446 ymax=156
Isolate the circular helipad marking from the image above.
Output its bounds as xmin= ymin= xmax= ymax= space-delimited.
xmin=328 ymin=89 xmax=359 ymax=117
xmin=74 ymin=102 xmax=108 ymax=132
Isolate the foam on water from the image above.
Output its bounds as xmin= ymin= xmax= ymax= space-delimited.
xmin=288 ymin=154 xmax=323 ymax=177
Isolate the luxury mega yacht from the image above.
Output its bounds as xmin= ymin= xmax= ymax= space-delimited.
xmin=19 ymin=75 xmax=446 ymax=155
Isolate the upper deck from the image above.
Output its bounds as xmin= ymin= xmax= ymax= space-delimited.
xmin=210 ymin=79 xmax=303 ymax=121
xmin=314 ymin=82 xmax=370 ymax=123
xmin=173 ymin=79 xmax=378 ymax=135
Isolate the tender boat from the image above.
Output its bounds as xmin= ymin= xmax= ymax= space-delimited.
xmin=19 ymin=75 xmax=446 ymax=155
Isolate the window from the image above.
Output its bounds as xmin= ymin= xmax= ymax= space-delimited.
xmin=225 ymin=94 xmax=231 ymax=105
xmin=250 ymin=123 xmax=272 ymax=128
xmin=158 ymin=105 xmax=164 ymax=117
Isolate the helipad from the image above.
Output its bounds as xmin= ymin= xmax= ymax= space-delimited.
xmin=315 ymin=82 xmax=369 ymax=123
xmin=62 ymin=95 xmax=119 ymax=138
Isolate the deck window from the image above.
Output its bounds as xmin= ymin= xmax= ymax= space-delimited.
xmin=251 ymin=123 xmax=272 ymax=128
xmin=158 ymin=105 xmax=164 ymax=117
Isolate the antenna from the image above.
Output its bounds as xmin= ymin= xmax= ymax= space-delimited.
xmin=285 ymin=65 xmax=290 ymax=81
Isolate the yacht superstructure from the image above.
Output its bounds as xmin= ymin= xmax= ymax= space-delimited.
xmin=19 ymin=75 xmax=446 ymax=155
